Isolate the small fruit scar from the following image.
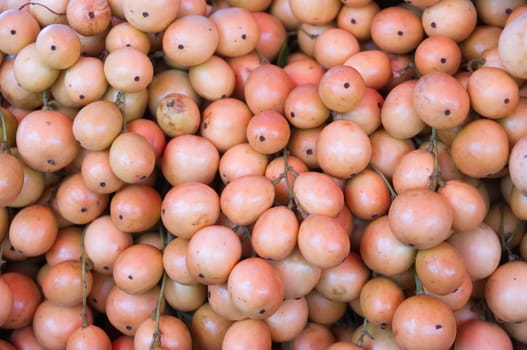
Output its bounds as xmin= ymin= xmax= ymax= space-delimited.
xmin=435 ymin=324 xmax=442 ymax=330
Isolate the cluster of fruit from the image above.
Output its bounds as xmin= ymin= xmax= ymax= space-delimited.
xmin=1 ymin=0 xmax=527 ymax=349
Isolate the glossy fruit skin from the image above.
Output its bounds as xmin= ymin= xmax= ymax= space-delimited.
xmin=485 ymin=260 xmax=527 ymax=323
xmin=392 ymin=295 xmax=457 ymax=350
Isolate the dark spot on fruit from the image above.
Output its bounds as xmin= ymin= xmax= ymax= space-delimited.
xmin=452 ymin=288 xmax=458 ymax=293
xmin=99 ymin=181 xmax=106 ymax=187
xmin=80 ymin=207 xmax=87 ymax=213
xmin=207 ymin=291 xmax=211 ymax=298
xmin=430 ymin=22 xmax=437 ymax=28
xmin=103 ymin=265 xmax=109 ymax=270
xmin=91 ymin=297 xmax=97 ymax=303
xmin=380 ymin=322 xmax=387 ymax=329
xmin=306 ymin=149 xmax=313 ymax=155
xmin=350 ymin=18 xmax=356 ymax=24
xmin=50 ymin=45 xmax=56 ymax=51
xmin=48 ymin=159 xmax=56 ymax=165
xmin=198 ymin=273 xmax=205 ymax=278
xmin=241 ymin=34 xmax=247 ymax=40
xmin=221 ymin=94 xmax=227 ymax=98
xmin=126 ymin=43 xmax=131 ymax=47
xmin=290 ymin=112 xmax=295 ymax=118
xmin=440 ymin=57 xmax=447 ymax=64
xmin=178 ymin=44 xmax=184 ymax=49
xmin=259 ymin=309 xmax=266 ymax=314
xmin=9 ymin=246 xmax=14 ymax=251
xmin=514 ymin=277 xmax=517 ymax=280
xmin=259 ymin=135 xmax=266 ymax=142
xmin=397 ymin=30 xmax=403 ymax=36
xmin=343 ymin=82 xmax=350 ymax=88
xmin=139 ymin=175 xmax=146 ymax=180
xmin=505 ymin=8 xmax=513 ymax=14
xmin=444 ymin=109 xmax=451 ymax=116
xmin=79 ymin=94 xmax=85 ymax=100
xmin=118 ymin=214 xmax=123 ymax=220
xmin=504 ymin=98 xmax=510 ymax=104
xmin=162 ymin=208 xmax=165 ymax=215
xmin=435 ymin=324 xmax=442 ymax=330
xmin=203 ymin=122 xmax=208 ymax=129
xmin=125 ymin=325 xmax=132 ymax=331
xmin=371 ymin=214 xmax=378 ymax=219
xmin=10 ymin=29 xmax=16 ymax=35
xmin=88 ymin=11 xmax=95 ymax=19
xmin=128 ymin=275 xmax=133 ymax=280
xmin=408 ymin=243 xmax=415 ymax=247
xmin=142 ymin=11 xmax=149 ymax=17
xmin=134 ymin=76 xmax=140 ymax=81
xmin=377 ymin=102 xmax=382 ymax=108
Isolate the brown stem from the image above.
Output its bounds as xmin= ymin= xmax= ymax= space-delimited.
xmin=114 ymin=91 xmax=128 ymax=131
xmin=281 ymin=149 xmax=308 ymax=219
xmin=356 ymin=318 xmax=374 ymax=347
xmin=0 ymin=104 xmax=9 ymax=153
xmin=149 ymin=272 xmax=167 ymax=349
xmin=369 ymin=163 xmax=397 ymax=201
xmin=18 ymin=2 xmax=66 ymax=15
xmin=414 ymin=269 xmax=425 ymax=296
xmin=428 ymin=128 xmax=444 ymax=191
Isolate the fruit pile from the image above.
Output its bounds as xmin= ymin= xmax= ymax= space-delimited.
xmin=1 ymin=0 xmax=527 ymax=349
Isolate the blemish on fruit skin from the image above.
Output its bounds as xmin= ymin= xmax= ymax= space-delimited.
xmin=435 ymin=324 xmax=442 ymax=330
xmin=198 ymin=273 xmax=205 ymax=278
xmin=259 ymin=135 xmax=266 ymax=142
